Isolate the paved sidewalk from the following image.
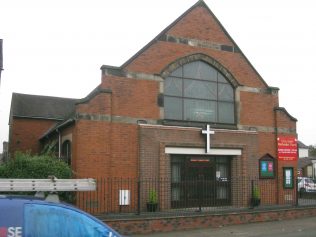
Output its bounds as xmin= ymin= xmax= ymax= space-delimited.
xmin=131 ymin=216 xmax=316 ymax=237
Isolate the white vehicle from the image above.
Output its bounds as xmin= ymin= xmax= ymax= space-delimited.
xmin=297 ymin=177 xmax=316 ymax=192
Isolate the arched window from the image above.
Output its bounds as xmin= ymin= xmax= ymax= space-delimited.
xmin=164 ymin=61 xmax=235 ymax=124
xmin=61 ymin=140 xmax=71 ymax=166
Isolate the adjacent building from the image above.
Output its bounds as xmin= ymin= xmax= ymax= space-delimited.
xmin=297 ymin=141 xmax=316 ymax=178
xmin=298 ymin=141 xmax=309 ymax=158
xmin=1 ymin=142 xmax=8 ymax=163
xmin=8 ymin=1 xmax=298 ymax=212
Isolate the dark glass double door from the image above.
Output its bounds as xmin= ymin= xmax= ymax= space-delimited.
xmin=171 ymin=155 xmax=231 ymax=208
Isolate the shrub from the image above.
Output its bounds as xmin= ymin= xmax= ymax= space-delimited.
xmin=252 ymin=186 xmax=260 ymax=199
xmin=0 ymin=152 xmax=73 ymax=202
xmin=148 ymin=189 xmax=158 ymax=204
xmin=0 ymin=152 xmax=72 ymax=179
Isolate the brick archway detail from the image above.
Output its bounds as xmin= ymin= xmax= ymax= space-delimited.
xmin=160 ymin=53 xmax=239 ymax=88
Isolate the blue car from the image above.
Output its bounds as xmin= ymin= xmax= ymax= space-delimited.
xmin=0 ymin=195 xmax=122 ymax=237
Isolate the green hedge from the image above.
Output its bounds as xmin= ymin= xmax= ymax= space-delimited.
xmin=0 ymin=152 xmax=74 ymax=203
xmin=0 ymin=152 xmax=72 ymax=179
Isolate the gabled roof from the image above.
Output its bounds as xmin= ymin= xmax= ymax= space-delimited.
xmin=109 ymin=0 xmax=269 ymax=88
xmin=39 ymin=117 xmax=75 ymax=140
xmin=298 ymin=157 xmax=316 ymax=169
xmin=274 ymin=107 xmax=297 ymax=122
xmin=298 ymin=141 xmax=308 ymax=149
xmin=39 ymin=86 xmax=112 ymax=140
xmin=10 ymin=93 xmax=78 ymax=120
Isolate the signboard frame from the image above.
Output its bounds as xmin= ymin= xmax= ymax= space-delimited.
xmin=259 ymin=155 xmax=275 ymax=179
xmin=277 ymin=136 xmax=298 ymax=161
xmin=283 ymin=167 xmax=294 ymax=189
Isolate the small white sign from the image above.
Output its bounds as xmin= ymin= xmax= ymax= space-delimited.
xmin=119 ymin=190 xmax=130 ymax=205
xmin=216 ymin=171 xmax=221 ymax=178
xmin=285 ymin=170 xmax=291 ymax=184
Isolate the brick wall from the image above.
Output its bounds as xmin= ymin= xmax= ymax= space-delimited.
xmin=74 ymin=121 xmax=139 ymax=178
xmin=105 ymin=207 xmax=316 ymax=235
xmin=101 ymin=76 xmax=159 ymax=119
xmin=9 ymin=117 xmax=58 ymax=156
xmin=123 ymin=6 xmax=267 ymax=89
xmin=275 ymin=109 xmax=297 ymax=204
xmin=95 ymin=3 xmax=296 ymax=195
xmin=3 ymin=3 xmax=300 ymax=224
xmin=72 ymin=120 xmax=111 ymax=177
xmin=276 ymin=109 xmax=296 ymax=131
xmin=73 ymin=91 xmax=139 ymax=179
xmin=167 ymin=6 xmax=233 ymax=44
xmin=138 ymin=125 xmax=260 ymax=210
xmin=240 ymin=91 xmax=278 ymax=127
xmin=7 ymin=2 xmax=298 ymax=217
xmin=137 ymin=124 xmax=259 ymax=180
xmin=76 ymin=91 xmax=112 ymax=115
xmin=95 ymin=4 xmax=296 ymax=194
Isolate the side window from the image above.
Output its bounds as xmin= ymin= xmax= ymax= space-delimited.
xmin=24 ymin=204 xmax=119 ymax=237
xmin=61 ymin=140 xmax=71 ymax=165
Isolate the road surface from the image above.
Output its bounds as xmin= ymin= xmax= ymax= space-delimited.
xmin=131 ymin=216 xmax=316 ymax=237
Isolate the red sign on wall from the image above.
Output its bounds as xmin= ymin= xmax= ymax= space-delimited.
xmin=277 ymin=136 xmax=298 ymax=161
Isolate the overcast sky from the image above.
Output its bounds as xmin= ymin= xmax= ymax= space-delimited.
xmin=1 ymin=0 xmax=316 ymax=153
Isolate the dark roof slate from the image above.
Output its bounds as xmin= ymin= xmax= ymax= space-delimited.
xmin=11 ymin=93 xmax=78 ymax=120
xmin=298 ymin=140 xmax=308 ymax=149
xmin=298 ymin=157 xmax=315 ymax=169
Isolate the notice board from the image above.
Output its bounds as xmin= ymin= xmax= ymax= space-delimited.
xmin=277 ymin=136 xmax=298 ymax=161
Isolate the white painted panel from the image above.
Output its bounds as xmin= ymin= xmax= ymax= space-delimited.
xmin=119 ymin=190 xmax=130 ymax=205
xmin=165 ymin=147 xmax=242 ymax=155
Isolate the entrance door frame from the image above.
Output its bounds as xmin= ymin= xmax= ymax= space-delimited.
xmin=171 ymin=155 xmax=231 ymax=208
xmin=185 ymin=156 xmax=215 ymax=207
xmin=166 ymin=146 xmax=241 ymax=209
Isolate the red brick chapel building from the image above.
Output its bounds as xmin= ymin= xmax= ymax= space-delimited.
xmin=8 ymin=1 xmax=298 ymax=211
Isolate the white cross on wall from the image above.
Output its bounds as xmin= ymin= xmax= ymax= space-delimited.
xmin=202 ymin=124 xmax=214 ymax=153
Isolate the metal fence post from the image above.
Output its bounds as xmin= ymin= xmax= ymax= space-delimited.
xmin=137 ymin=179 xmax=141 ymax=215
xmin=250 ymin=179 xmax=254 ymax=209
xmin=198 ymin=178 xmax=202 ymax=212
xmin=295 ymin=178 xmax=299 ymax=206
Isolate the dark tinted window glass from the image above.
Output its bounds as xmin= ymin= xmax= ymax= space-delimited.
xmin=164 ymin=61 xmax=235 ymax=124
xmin=218 ymin=102 xmax=234 ymax=124
xmin=218 ymin=83 xmax=234 ymax=101
xmin=165 ymin=77 xmax=182 ymax=96
xmin=184 ymin=99 xmax=216 ymax=122
xmin=184 ymin=80 xmax=217 ymax=100
xmin=164 ymin=97 xmax=182 ymax=120
xmin=170 ymin=67 xmax=182 ymax=77
xmin=218 ymin=73 xmax=227 ymax=83
xmin=183 ymin=61 xmax=217 ymax=81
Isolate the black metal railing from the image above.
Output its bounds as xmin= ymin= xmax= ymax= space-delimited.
xmin=3 ymin=177 xmax=315 ymax=216
xmin=73 ymin=177 xmax=316 ymax=216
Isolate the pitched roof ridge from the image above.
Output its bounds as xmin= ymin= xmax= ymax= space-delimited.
xmin=274 ymin=107 xmax=297 ymax=122
xmin=119 ymin=1 xmax=208 ymax=69
xmin=10 ymin=92 xmax=78 ymax=120
xmin=113 ymin=0 xmax=270 ymax=88
xmin=76 ymin=85 xmax=112 ymax=105
xmin=12 ymin=92 xmax=78 ymax=101
xmin=298 ymin=140 xmax=308 ymax=148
